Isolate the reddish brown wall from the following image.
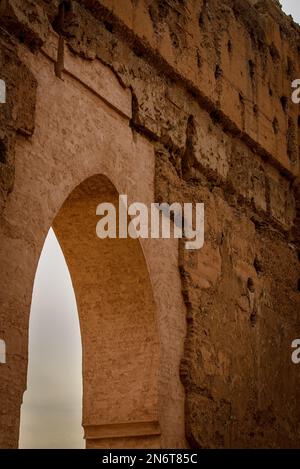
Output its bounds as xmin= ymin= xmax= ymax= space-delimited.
xmin=0 ymin=0 xmax=299 ymax=449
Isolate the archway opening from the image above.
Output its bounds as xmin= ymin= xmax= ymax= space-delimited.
xmin=19 ymin=228 xmax=84 ymax=448
xmin=20 ymin=173 xmax=160 ymax=449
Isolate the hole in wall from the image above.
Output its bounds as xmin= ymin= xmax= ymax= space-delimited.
xmin=199 ymin=12 xmax=204 ymax=26
xmin=272 ymin=117 xmax=279 ymax=134
xmin=215 ymin=64 xmax=222 ymax=79
xmin=104 ymin=20 xmax=113 ymax=33
xmin=247 ymin=277 xmax=255 ymax=293
xmin=250 ymin=309 xmax=257 ymax=327
xmin=269 ymin=42 xmax=280 ymax=62
xmin=248 ymin=59 xmax=255 ymax=79
xmin=0 ymin=140 xmax=7 ymax=164
xmin=63 ymin=0 xmax=73 ymax=13
xmin=280 ymin=96 xmax=288 ymax=112
xmin=254 ymin=256 xmax=263 ymax=275
xmin=196 ymin=49 xmax=201 ymax=68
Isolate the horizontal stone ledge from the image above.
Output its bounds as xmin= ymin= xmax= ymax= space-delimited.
xmin=83 ymin=420 xmax=161 ymax=440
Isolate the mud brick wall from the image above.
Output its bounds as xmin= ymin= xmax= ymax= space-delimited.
xmin=0 ymin=0 xmax=299 ymax=448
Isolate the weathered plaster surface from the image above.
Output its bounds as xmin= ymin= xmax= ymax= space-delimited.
xmin=0 ymin=0 xmax=299 ymax=449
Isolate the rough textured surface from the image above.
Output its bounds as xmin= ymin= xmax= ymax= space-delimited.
xmin=0 ymin=40 xmax=186 ymax=449
xmin=0 ymin=31 xmax=37 ymax=215
xmin=0 ymin=0 xmax=299 ymax=449
xmin=0 ymin=0 xmax=49 ymax=50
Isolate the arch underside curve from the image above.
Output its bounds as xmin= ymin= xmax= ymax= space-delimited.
xmin=53 ymin=174 xmax=160 ymax=448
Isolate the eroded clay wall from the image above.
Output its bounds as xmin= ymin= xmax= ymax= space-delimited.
xmin=0 ymin=0 xmax=300 ymax=448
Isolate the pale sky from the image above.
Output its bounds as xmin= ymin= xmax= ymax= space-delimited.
xmin=19 ymin=0 xmax=300 ymax=449
xmin=19 ymin=229 xmax=84 ymax=448
xmin=280 ymin=0 xmax=300 ymax=23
